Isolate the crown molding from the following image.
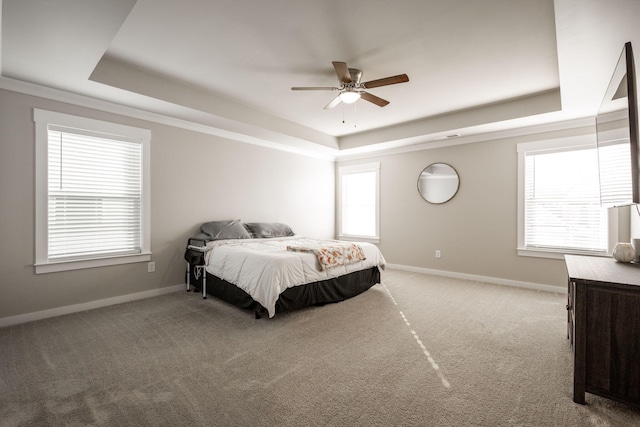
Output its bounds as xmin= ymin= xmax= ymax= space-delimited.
xmin=1 ymin=75 xmax=595 ymax=164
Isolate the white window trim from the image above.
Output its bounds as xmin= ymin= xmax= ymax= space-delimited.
xmin=516 ymin=135 xmax=617 ymax=260
xmin=34 ymin=109 xmax=151 ymax=274
xmin=338 ymin=162 xmax=380 ymax=243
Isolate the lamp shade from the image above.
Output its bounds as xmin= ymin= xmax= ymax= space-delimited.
xmin=339 ymin=91 xmax=361 ymax=104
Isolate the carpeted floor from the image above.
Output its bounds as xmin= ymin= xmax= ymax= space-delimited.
xmin=1 ymin=268 xmax=639 ymax=426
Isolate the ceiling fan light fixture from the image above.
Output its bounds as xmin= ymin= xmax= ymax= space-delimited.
xmin=339 ymin=91 xmax=361 ymax=104
xmin=292 ymin=61 xmax=408 ymax=109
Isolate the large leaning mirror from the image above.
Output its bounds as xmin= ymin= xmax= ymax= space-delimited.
xmin=417 ymin=163 xmax=460 ymax=204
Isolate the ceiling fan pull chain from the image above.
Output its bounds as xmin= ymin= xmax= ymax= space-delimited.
xmin=354 ymin=101 xmax=357 ymax=128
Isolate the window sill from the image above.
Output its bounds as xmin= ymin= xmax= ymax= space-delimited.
xmin=35 ymin=252 xmax=152 ymax=274
xmin=338 ymin=235 xmax=380 ymax=244
xmin=517 ymin=248 xmax=609 ymax=260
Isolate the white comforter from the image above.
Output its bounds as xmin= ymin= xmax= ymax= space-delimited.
xmin=203 ymin=236 xmax=386 ymax=317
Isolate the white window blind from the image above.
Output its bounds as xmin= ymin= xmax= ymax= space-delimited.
xmin=597 ymin=139 xmax=633 ymax=206
xmin=338 ymin=163 xmax=380 ymax=241
xmin=34 ymin=109 xmax=151 ymax=274
xmin=523 ymin=146 xmax=608 ymax=254
xmin=47 ymin=128 xmax=143 ymax=260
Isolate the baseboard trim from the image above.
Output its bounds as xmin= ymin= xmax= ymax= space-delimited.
xmin=1 ymin=267 xmax=562 ymax=328
xmin=0 ymin=284 xmax=185 ymax=328
xmin=385 ymin=264 xmax=564 ymax=294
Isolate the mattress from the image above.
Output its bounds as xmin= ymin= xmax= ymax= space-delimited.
xmin=203 ymin=236 xmax=386 ymax=317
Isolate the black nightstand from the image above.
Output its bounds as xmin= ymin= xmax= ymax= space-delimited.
xmin=184 ymin=238 xmax=208 ymax=299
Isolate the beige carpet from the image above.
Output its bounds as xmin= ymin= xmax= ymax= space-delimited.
xmin=1 ymin=268 xmax=639 ymax=426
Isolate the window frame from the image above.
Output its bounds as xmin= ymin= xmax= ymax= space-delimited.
xmin=337 ymin=162 xmax=380 ymax=243
xmin=34 ymin=109 xmax=151 ymax=274
xmin=516 ymin=135 xmax=618 ymax=260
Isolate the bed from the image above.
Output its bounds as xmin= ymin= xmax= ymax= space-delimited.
xmin=184 ymin=220 xmax=386 ymax=318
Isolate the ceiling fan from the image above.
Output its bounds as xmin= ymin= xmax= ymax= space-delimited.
xmin=291 ymin=61 xmax=409 ymax=109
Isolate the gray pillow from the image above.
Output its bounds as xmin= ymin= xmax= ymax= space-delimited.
xmin=244 ymin=222 xmax=295 ymax=238
xmin=200 ymin=220 xmax=251 ymax=240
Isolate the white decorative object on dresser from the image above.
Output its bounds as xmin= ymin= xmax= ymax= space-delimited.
xmin=612 ymin=242 xmax=635 ymax=262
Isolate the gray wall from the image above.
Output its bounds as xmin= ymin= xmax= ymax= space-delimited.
xmin=338 ymin=126 xmax=599 ymax=289
xmin=0 ymin=89 xmax=335 ymax=319
xmin=0 ymin=87 xmax=625 ymax=322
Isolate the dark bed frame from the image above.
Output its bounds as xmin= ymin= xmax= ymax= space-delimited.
xmin=187 ymin=264 xmax=381 ymax=318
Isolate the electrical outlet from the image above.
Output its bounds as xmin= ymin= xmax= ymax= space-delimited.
xmin=435 ymin=250 xmax=441 ymax=259
xmin=147 ymin=261 xmax=155 ymax=273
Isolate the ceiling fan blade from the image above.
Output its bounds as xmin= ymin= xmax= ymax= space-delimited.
xmin=291 ymin=86 xmax=338 ymax=91
xmin=324 ymin=95 xmax=342 ymax=110
xmin=362 ymin=74 xmax=409 ymax=89
xmin=332 ymin=61 xmax=352 ymax=84
xmin=360 ymin=91 xmax=390 ymax=107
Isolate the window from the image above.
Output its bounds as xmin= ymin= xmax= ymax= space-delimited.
xmin=598 ymin=133 xmax=634 ymax=207
xmin=34 ymin=109 xmax=151 ymax=273
xmin=517 ymin=136 xmax=617 ymax=259
xmin=338 ymin=162 xmax=380 ymax=242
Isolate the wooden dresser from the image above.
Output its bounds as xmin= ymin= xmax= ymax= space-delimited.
xmin=565 ymin=255 xmax=640 ymax=406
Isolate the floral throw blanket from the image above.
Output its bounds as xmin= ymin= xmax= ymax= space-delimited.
xmin=286 ymin=240 xmax=367 ymax=271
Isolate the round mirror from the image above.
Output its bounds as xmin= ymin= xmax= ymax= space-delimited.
xmin=417 ymin=163 xmax=460 ymax=204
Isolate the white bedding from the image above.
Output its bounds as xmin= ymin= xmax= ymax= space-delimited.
xmin=203 ymin=236 xmax=386 ymax=317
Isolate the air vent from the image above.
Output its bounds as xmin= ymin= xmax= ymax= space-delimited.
xmin=434 ymin=133 xmax=462 ymax=141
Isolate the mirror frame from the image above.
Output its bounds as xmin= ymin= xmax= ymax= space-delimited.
xmin=417 ymin=163 xmax=460 ymax=204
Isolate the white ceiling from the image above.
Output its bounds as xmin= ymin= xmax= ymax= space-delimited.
xmin=1 ymin=0 xmax=638 ymax=158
